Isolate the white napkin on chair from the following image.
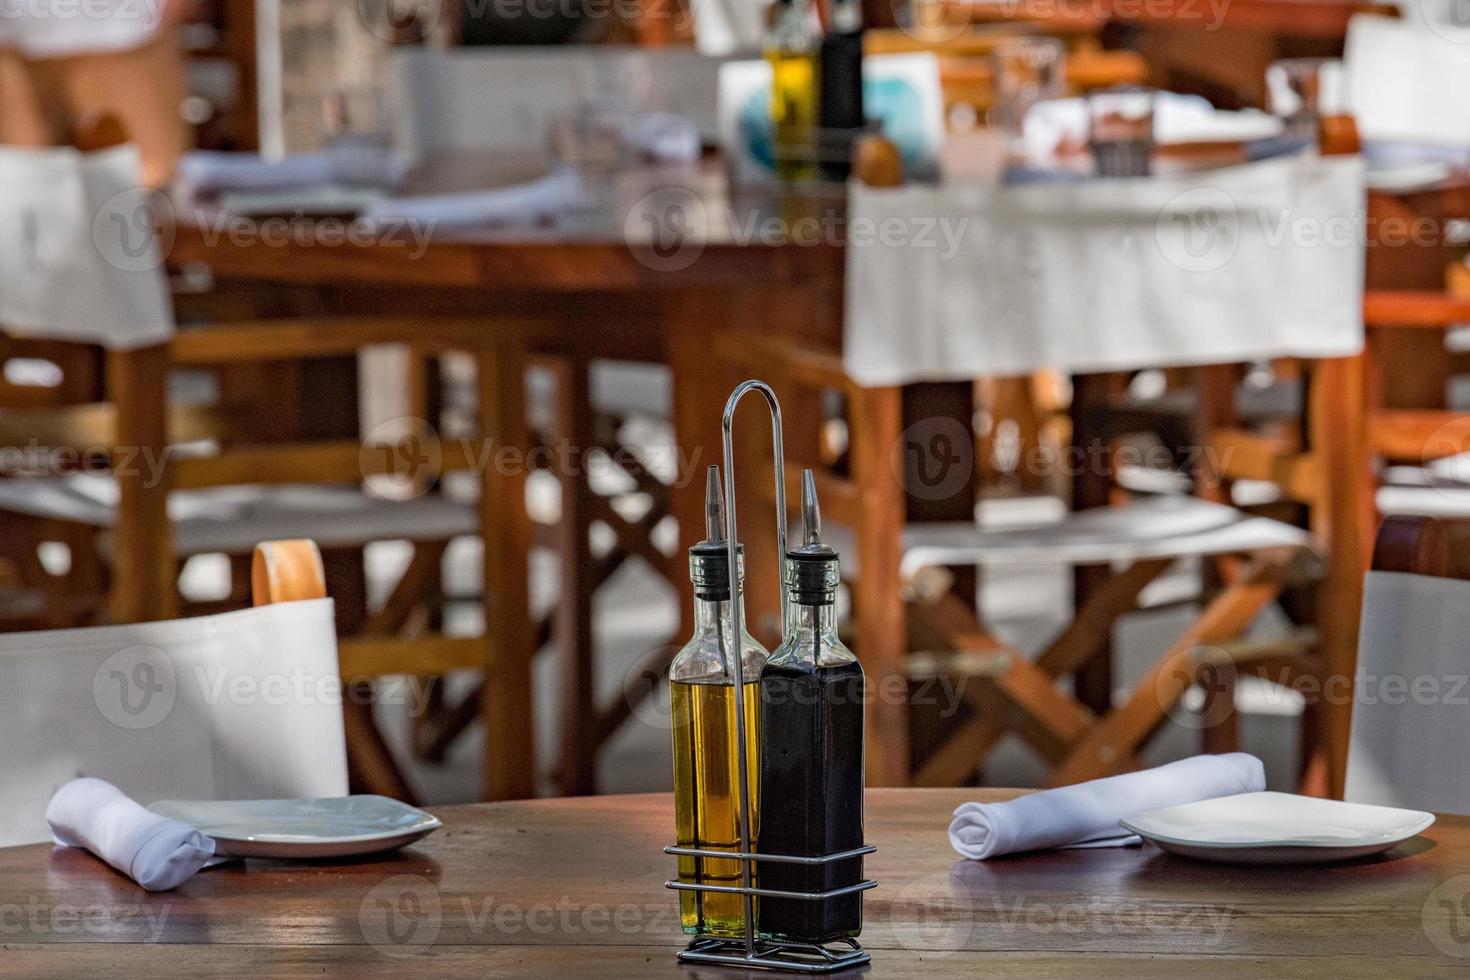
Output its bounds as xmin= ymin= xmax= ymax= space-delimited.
xmin=948 ymin=753 xmax=1266 ymax=860
xmin=47 ymin=778 xmax=216 ymax=891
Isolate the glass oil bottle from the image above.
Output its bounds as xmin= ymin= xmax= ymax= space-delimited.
xmin=756 ymin=470 xmax=866 ymax=943
xmin=765 ymin=0 xmax=818 ymax=182
xmin=670 ymin=465 xmax=770 ymax=938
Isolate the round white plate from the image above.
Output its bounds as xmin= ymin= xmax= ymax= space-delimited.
xmin=148 ymin=795 xmax=442 ymax=859
xmin=1120 ymin=791 xmax=1434 ymax=865
xmin=1366 ymin=161 xmax=1454 ymax=193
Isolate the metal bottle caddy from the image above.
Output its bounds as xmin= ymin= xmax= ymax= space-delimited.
xmin=662 ymin=380 xmax=877 ymax=973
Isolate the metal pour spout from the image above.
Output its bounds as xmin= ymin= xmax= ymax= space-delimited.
xmin=801 ymin=468 xmax=821 ymax=546
xmin=705 ymin=464 xmax=726 ymax=544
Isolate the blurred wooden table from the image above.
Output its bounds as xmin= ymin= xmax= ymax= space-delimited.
xmin=166 ymin=155 xmax=846 ymax=796
xmin=2 ymin=788 xmax=1461 ymax=976
xmin=952 ymin=0 xmax=1395 ymax=36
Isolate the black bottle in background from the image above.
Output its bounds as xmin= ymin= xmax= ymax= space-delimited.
xmin=756 ymin=471 xmax=866 ymax=943
xmin=818 ymin=0 xmax=864 ymax=181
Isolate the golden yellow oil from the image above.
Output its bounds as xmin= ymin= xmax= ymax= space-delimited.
xmin=671 ymin=679 xmax=760 ymax=937
xmin=768 ymin=51 xmax=818 ymax=182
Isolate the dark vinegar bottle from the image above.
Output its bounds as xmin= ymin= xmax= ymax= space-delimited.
xmin=757 ymin=470 xmax=865 ymax=944
xmin=818 ymin=0 xmax=864 ymax=181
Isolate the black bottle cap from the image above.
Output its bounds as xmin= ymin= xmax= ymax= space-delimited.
xmin=690 ymin=465 xmax=743 ymax=601
xmin=784 ymin=469 xmax=839 ymax=606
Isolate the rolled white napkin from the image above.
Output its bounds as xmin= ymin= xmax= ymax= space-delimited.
xmin=47 ymin=778 xmax=216 ymax=891
xmin=179 ymin=148 xmax=406 ymax=197
xmin=948 ymin=753 xmax=1266 ymax=860
xmin=359 ymin=169 xmax=586 ymax=231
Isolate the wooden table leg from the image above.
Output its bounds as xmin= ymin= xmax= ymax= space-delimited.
xmin=554 ymin=355 xmax=598 ymax=796
xmin=477 ymin=343 xmax=536 ymax=800
xmin=107 ymin=344 xmax=176 ymax=623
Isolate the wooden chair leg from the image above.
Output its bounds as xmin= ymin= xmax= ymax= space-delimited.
xmin=554 ymin=356 xmax=598 ymax=796
xmin=107 ymin=344 xmax=176 ymax=623
xmin=1046 ymin=552 xmax=1294 ymax=787
xmin=850 ymin=385 xmax=909 ymax=786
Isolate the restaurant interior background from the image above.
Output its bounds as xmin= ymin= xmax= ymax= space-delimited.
xmin=10 ymin=0 xmax=1470 ymax=973
xmin=0 ymin=0 xmax=1458 ymax=811
xmin=0 ymin=0 xmax=1466 ymax=823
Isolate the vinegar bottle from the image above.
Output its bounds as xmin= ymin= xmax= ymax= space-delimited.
xmin=818 ymin=0 xmax=864 ymax=180
xmin=756 ymin=470 xmax=865 ymax=943
xmin=670 ymin=465 xmax=769 ymax=938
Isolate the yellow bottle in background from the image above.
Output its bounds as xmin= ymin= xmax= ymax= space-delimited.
xmin=766 ymin=0 xmax=818 ymax=182
xmin=670 ymin=466 xmax=769 ymax=938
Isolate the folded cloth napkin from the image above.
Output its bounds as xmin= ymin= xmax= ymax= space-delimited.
xmin=1022 ymin=94 xmax=1282 ymax=159
xmin=948 ymin=753 xmax=1266 ymax=860
xmin=47 ymin=778 xmax=216 ymax=891
xmin=358 ymin=169 xmax=586 ymax=231
xmin=624 ymin=112 xmax=701 ymax=164
xmin=178 ymin=148 xmax=406 ymax=197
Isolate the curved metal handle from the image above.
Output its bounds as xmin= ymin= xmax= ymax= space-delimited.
xmin=718 ymin=378 xmax=788 ymax=956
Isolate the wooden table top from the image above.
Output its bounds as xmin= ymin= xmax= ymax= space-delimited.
xmin=167 ymin=152 xmax=846 ymax=293
xmin=2 ymin=789 xmax=1463 ymax=976
xmin=951 ymin=0 xmax=1397 ymax=37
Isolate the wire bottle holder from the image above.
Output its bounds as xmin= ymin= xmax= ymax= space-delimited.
xmin=662 ymin=380 xmax=877 ymax=973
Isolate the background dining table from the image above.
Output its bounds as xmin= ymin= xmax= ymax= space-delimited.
xmin=2 ymin=788 xmax=1462 ymax=975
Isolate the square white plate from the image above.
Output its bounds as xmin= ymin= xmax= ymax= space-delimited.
xmin=1120 ymin=791 xmax=1434 ymax=864
xmin=148 ymin=795 xmax=441 ymax=859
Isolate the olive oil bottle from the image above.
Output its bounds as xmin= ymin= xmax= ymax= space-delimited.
xmin=757 ymin=470 xmax=865 ymax=943
xmin=671 ymin=466 xmax=769 ymax=938
xmin=766 ymin=0 xmax=818 ymax=182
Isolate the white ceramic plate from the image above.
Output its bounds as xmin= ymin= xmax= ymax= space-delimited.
xmin=1366 ymin=161 xmax=1454 ymax=193
xmin=148 ymin=795 xmax=442 ymax=859
xmin=1120 ymin=791 xmax=1434 ymax=864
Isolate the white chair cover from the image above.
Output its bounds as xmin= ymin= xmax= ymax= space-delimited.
xmin=0 ymin=0 xmax=162 ymax=58
xmin=1345 ymin=13 xmax=1470 ymax=147
xmin=1347 ymin=570 xmax=1470 ymax=814
xmin=895 ymin=496 xmax=1310 ymax=576
xmin=0 ymin=473 xmax=480 ymax=557
xmin=844 ymin=154 xmax=1366 ymax=386
xmin=0 ymin=598 xmax=348 ymax=846
xmin=0 ymin=144 xmax=173 ymax=350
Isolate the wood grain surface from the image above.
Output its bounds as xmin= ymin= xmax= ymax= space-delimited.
xmin=1 ymin=789 xmax=1463 ymax=977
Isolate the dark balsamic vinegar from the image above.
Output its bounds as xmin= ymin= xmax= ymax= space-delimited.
xmin=757 ymin=659 xmax=865 ymax=942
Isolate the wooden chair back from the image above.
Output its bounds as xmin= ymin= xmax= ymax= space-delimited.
xmin=1346 ymin=515 xmax=1470 ymax=813
xmin=0 ymin=538 xmax=348 ymax=847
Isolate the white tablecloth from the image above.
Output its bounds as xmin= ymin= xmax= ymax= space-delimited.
xmin=844 ymin=154 xmax=1366 ymax=386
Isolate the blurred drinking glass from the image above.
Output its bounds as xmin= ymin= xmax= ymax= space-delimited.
xmin=545 ymin=98 xmax=629 ymax=175
xmin=1087 ymin=85 xmax=1155 ymax=177
xmin=321 ymin=87 xmax=393 ymax=155
xmin=1266 ymin=57 xmax=1329 ymax=145
xmin=991 ymin=37 xmax=1065 ymax=156
xmin=1265 ymin=57 xmax=1345 ymax=147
